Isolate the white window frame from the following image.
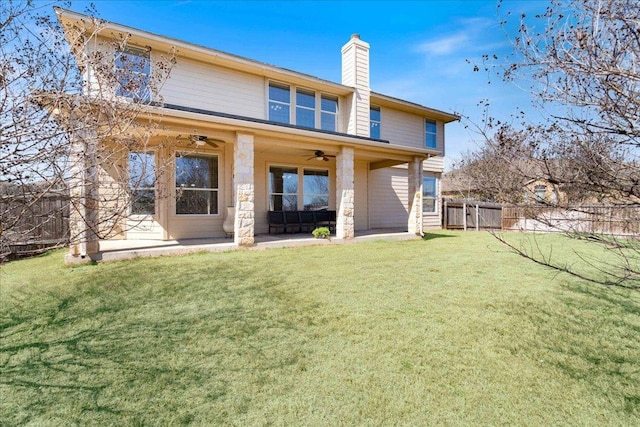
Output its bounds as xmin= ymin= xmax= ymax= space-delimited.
xmin=268 ymin=82 xmax=292 ymax=124
xmin=303 ymin=168 xmax=330 ymax=211
xmin=296 ymin=88 xmax=316 ymax=128
xmin=425 ymin=119 xmax=437 ymax=149
xmin=267 ymin=164 xmax=330 ymax=211
xmin=268 ymin=164 xmax=300 ymax=211
xmin=115 ymin=46 xmax=151 ymax=102
xmin=320 ymin=94 xmax=338 ymax=132
xmin=370 ymin=106 xmax=381 ymax=139
xmin=128 ymin=150 xmax=156 ymax=217
xmin=267 ymin=81 xmax=341 ymax=132
xmin=174 ymin=153 xmax=220 ymax=216
xmin=423 ymin=176 xmax=438 ymax=214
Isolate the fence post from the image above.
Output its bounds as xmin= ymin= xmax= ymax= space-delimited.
xmin=443 ymin=200 xmax=448 ymax=230
xmin=475 ymin=204 xmax=479 ymax=231
xmin=463 ymin=202 xmax=467 ymax=231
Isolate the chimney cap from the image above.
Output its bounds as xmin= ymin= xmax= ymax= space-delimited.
xmin=351 ymin=33 xmax=360 ymax=40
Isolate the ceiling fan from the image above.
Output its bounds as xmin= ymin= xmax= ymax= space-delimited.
xmin=177 ymin=134 xmax=224 ymax=148
xmin=307 ymin=150 xmax=336 ymax=162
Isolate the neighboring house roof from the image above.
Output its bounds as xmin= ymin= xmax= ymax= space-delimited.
xmin=54 ymin=7 xmax=459 ymax=124
xmin=441 ymin=166 xmax=478 ymax=195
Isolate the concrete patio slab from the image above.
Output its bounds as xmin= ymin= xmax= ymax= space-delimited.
xmin=83 ymin=228 xmax=420 ymax=263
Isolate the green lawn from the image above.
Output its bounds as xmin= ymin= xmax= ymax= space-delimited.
xmin=1 ymin=231 xmax=639 ymax=425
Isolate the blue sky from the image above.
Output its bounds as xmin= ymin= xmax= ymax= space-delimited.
xmin=72 ymin=0 xmax=548 ymax=166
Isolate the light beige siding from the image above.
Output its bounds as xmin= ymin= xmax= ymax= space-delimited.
xmin=354 ymin=160 xmax=368 ymax=231
xmin=424 ymin=155 xmax=445 ymax=172
xmin=381 ymin=108 xmax=423 ymax=148
xmin=368 ymin=166 xmax=408 ymax=229
xmin=97 ymin=145 xmax=127 ymax=239
xmin=381 ymin=108 xmax=446 ymax=158
xmin=84 ymin=37 xmax=116 ymax=98
xmin=341 ymin=38 xmax=370 ymax=137
xmin=160 ymin=56 xmax=265 ymax=118
xmin=369 ymin=166 xmax=442 ymax=230
xmin=423 ymin=212 xmax=441 ymax=229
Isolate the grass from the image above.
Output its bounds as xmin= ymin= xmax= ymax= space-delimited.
xmin=1 ymin=231 xmax=639 ymax=425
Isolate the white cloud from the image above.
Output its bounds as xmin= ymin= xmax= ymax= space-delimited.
xmin=417 ymin=33 xmax=469 ymax=56
xmin=415 ymin=17 xmax=501 ymax=57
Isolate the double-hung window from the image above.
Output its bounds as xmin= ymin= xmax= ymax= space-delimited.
xmin=296 ymin=89 xmax=316 ymax=128
xmin=303 ymin=169 xmax=329 ymax=210
xmin=320 ymin=95 xmax=338 ymax=132
xmin=128 ymin=152 xmax=155 ymax=215
xmin=423 ymin=176 xmax=438 ymax=213
xmin=269 ymin=166 xmax=298 ymax=211
xmin=425 ymin=119 xmax=437 ymax=149
xmin=175 ymin=155 xmax=219 ymax=215
xmin=269 ymin=83 xmax=291 ymax=123
xmin=370 ymin=106 xmax=381 ymax=139
xmin=115 ymin=46 xmax=151 ymax=102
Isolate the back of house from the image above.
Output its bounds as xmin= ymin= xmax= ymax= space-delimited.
xmin=54 ymin=8 xmax=459 ymax=260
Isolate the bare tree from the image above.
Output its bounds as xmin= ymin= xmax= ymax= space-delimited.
xmin=0 ymin=1 xmax=177 ymax=259
xmin=463 ymin=0 xmax=640 ymax=288
xmin=451 ymin=117 xmax=538 ymax=203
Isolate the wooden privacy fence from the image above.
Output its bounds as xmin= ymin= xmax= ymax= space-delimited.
xmin=502 ymin=204 xmax=640 ymax=236
xmin=443 ymin=199 xmax=503 ymax=231
xmin=0 ymin=190 xmax=70 ymax=260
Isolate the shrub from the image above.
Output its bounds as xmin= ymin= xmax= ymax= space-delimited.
xmin=312 ymin=227 xmax=330 ymax=239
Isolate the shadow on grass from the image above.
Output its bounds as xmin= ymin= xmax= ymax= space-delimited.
xmin=521 ymin=283 xmax=640 ymax=417
xmin=0 ymin=258 xmax=316 ymax=424
xmin=422 ymin=232 xmax=459 ymax=241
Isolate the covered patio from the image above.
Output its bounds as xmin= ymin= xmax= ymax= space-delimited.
xmin=95 ymin=228 xmax=418 ymax=262
xmin=65 ymin=105 xmax=431 ymax=264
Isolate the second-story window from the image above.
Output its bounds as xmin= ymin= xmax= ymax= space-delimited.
xmin=425 ymin=119 xmax=437 ymax=149
xmin=370 ymin=106 xmax=381 ymax=139
xmin=321 ymin=95 xmax=338 ymax=132
xmin=296 ymin=88 xmax=316 ymax=128
xmin=115 ymin=46 xmax=150 ymax=102
xmin=269 ymin=83 xmax=291 ymax=123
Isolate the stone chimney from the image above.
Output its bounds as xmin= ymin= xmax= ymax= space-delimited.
xmin=341 ymin=34 xmax=370 ymax=137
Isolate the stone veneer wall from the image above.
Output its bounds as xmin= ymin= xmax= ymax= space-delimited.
xmin=234 ymin=133 xmax=255 ymax=246
xmin=408 ymin=157 xmax=424 ymax=235
xmin=336 ymin=146 xmax=355 ymax=239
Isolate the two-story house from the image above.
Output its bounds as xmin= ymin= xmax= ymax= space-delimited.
xmin=55 ymin=8 xmax=459 ymax=262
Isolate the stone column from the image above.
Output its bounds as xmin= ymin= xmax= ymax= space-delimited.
xmin=336 ymin=146 xmax=355 ymax=239
xmin=65 ymin=119 xmax=100 ymax=264
xmin=233 ymin=133 xmax=255 ymax=246
xmin=408 ymin=156 xmax=424 ymax=236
